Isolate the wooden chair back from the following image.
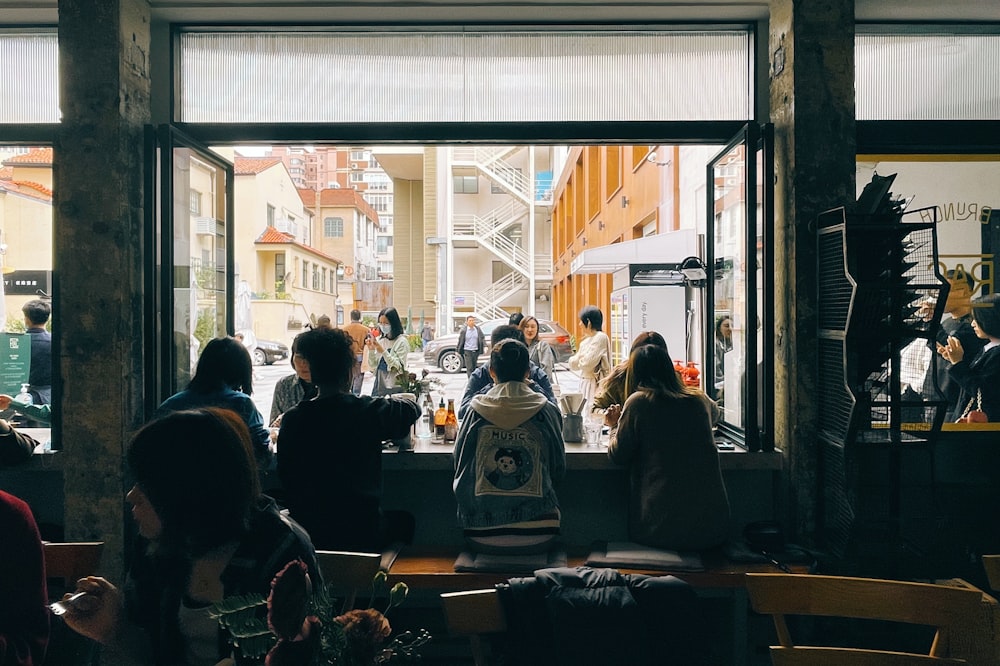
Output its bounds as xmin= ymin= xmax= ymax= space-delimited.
xmin=315 ymin=550 xmax=383 ymax=612
xmin=746 ymin=573 xmax=981 ymax=666
xmin=43 ymin=541 xmax=104 ymax=590
xmin=440 ymin=589 xmax=506 ymax=666
xmin=982 ymin=555 xmax=1000 ymax=593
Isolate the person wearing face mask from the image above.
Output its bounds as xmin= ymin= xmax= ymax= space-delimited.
xmin=366 ymin=306 xmax=411 ymax=397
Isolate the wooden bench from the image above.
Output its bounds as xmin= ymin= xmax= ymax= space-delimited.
xmin=388 ymin=546 xmax=809 ymax=666
xmin=386 ymin=546 xmax=805 ymax=591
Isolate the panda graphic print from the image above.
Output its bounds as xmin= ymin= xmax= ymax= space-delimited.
xmin=474 ymin=425 xmax=543 ymax=497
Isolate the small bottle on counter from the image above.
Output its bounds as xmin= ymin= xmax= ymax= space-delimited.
xmin=433 ymin=397 xmax=447 ymax=443
xmin=444 ymin=398 xmax=458 ymax=443
xmin=416 ymin=395 xmax=433 ymax=438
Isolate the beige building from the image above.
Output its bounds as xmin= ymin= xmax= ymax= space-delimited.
xmin=0 ymin=148 xmax=53 ymax=330
xmin=231 ymin=156 xmax=342 ymax=346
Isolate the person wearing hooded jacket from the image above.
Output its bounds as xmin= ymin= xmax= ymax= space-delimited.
xmin=453 ymin=339 xmax=566 ymax=554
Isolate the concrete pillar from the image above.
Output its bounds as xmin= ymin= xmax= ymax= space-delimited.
xmin=56 ymin=0 xmax=150 ymax=581
xmin=769 ymin=0 xmax=855 ymax=542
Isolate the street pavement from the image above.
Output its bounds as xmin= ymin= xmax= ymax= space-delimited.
xmin=252 ymin=351 xmax=582 ymax=423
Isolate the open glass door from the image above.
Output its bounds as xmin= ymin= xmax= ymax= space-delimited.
xmin=706 ymin=123 xmax=774 ymax=451
xmin=146 ymin=125 xmax=234 ymax=412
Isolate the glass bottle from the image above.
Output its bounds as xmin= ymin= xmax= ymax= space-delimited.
xmin=444 ymin=398 xmax=458 ymax=443
xmin=433 ymin=397 xmax=447 ymax=443
xmin=416 ymin=395 xmax=433 ymax=438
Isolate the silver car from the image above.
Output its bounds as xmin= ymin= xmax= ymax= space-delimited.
xmin=423 ymin=318 xmax=574 ymax=374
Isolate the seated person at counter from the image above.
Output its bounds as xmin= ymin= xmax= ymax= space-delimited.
xmin=0 ymin=394 xmax=51 ymax=427
xmin=594 ymin=331 xmax=721 ymax=425
xmin=268 ymin=332 xmax=316 ymax=427
xmin=0 ymin=406 xmax=43 ymax=466
xmin=157 ymin=336 xmax=272 ymax=471
xmin=453 ymin=339 xmax=566 ymax=554
xmin=0 ymin=489 xmax=49 ymax=666
xmin=277 ymin=327 xmax=420 ymax=551
xmin=606 ymin=344 xmax=730 ymax=551
xmin=458 ymin=325 xmax=556 ymax=419
xmin=61 ymin=408 xmax=320 ymax=665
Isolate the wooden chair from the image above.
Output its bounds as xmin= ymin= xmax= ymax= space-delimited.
xmin=982 ymin=555 xmax=1000 ymax=593
xmin=440 ymin=589 xmax=506 ymax=666
xmin=315 ymin=550 xmax=384 ymax=612
xmin=43 ymin=541 xmax=104 ymax=592
xmin=746 ymin=573 xmax=982 ymax=665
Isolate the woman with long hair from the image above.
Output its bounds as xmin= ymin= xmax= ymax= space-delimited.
xmin=940 ymin=293 xmax=1000 ymax=421
xmin=594 ymin=330 xmax=720 ymax=424
xmin=157 ymin=336 xmax=271 ymax=469
xmin=366 ymin=306 xmax=411 ymax=397
xmin=607 ymin=345 xmax=730 ymax=551
xmin=60 ymin=408 xmax=320 ymax=665
xmin=521 ymin=315 xmax=557 ymax=381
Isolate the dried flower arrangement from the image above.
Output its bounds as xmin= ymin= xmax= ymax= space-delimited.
xmin=210 ymin=560 xmax=430 ymax=665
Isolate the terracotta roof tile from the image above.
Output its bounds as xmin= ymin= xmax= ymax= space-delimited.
xmin=3 ymin=147 xmax=53 ymax=166
xmin=255 ymin=227 xmax=295 ymax=244
xmin=234 ymin=157 xmax=283 ymax=175
xmin=0 ymin=166 xmax=12 ymax=180
xmin=254 ymin=226 xmax=341 ymax=264
xmin=317 ymin=188 xmax=379 ymax=221
xmin=0 ymin=180 xmax=54 ymax=203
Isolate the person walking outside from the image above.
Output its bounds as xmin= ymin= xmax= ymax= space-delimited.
xmin=420 ymin=321 xmax=434 ymax=351
xmin=456 ymin=315 xmax=485 ymax=378
xmin=343 ymin=309 xmax=371 ymax=396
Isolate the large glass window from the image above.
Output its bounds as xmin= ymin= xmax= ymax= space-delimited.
xmin=855 ymin=155 xmax=1000 ymax=431
xmin=0 ymin=145 xmax=54 ymax=438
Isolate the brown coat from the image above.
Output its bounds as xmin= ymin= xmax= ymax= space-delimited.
xmin=607 ymin=389 xmax=730 ymax=551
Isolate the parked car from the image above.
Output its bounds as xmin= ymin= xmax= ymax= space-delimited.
xmin=249 ymin=338 xmax=290 ymax=366
xmin=423 ymin=317 xmax=574 ymax=374
xmin=236 ymin=330 xmax=291 ymax=366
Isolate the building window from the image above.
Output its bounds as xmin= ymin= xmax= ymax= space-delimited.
xmin=312 ymin=266 xmax=320 ymax=290
xmin=302 ymin=261 xmax=309 ymax=289
xmin=275 ymin=254 xmax=286 ymax=292
xmin=189 ymin=190 xmax=202 ymax=214
xmin=377 ymin=236 xmax=393 ymax=253
xmin=322 ymin=267 xmax=327 ymax=292
xmin=350 ymin=171 xmax=364 ymax=182
xmin=350 ymin=149 xmax=367 ymax=161
xmin=324 ymin=217 xmax=344 ymax=237
xmin=267 ymin=204 xmax=276 ymax=227
xmin=454 ymin=175 xmax=478 ymax=194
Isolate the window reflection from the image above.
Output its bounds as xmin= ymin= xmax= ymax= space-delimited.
xmin=712 ymin=144 xmax=748 ymax=428
xmin=856 ymin=156 xmax=1000 ymax=430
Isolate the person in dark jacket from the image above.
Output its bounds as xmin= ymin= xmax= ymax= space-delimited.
xmin=278 ymin=327 xmax=420 ymax=551
xmin=940 ymin=292 xmax=1000 ymax=422
xmin=21 ymin=300 xmax=52 ymax=407
xmin=0 ymin=410 xmax=42 ymax=466
xmin=60 ymin=408 xmax=320 ymax=665
xmin=456 ymin=316 xmax=485 ymax=377
xmin=458 ymin=325 xmax=556 ymax=419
